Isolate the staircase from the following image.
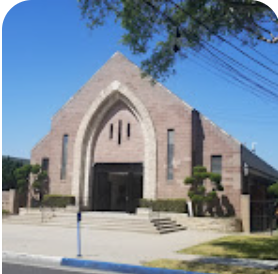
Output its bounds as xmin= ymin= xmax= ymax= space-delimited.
xmin=151 ymin=217 xmax=186 ymax=234
xmin=3 ymin=210 xmax=186 ymax=234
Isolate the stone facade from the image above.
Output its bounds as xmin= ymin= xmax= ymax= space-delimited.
xmin=31 ymin=52 xmax=278 ymax=226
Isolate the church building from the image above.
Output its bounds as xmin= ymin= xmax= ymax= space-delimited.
xmin=31 ymin=52 xmax=278 ymax=231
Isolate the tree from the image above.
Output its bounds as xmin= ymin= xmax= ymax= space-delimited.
xmin=268 ymin=182 xmax=278 ymax=200
xmin=14 ymin=164 xmax=49 ymax=206
xmin=184 ymin=166 xmax=223 ymax=216
xmin=78 ymin=0 xmax=277 ymax=80
xmin=2 ymin=156 xmax=24 ymax=190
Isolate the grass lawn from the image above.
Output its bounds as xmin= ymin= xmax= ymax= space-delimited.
xmin=144 ymin=259 xmax=278 ymax=274
xmin=178 ymin=235 xmax=278 ymax=260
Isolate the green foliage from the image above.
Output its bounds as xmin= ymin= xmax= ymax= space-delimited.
xmin=268 ymin=182 xmax=278 ymax=198
xmin=209 ymin=173 xmax=221 ymax=184
xmin=206 ymin=190 xmax=217 ymax=202
xmin=2 ymin=209 xmax=10 ymax=215
xmin=184 ymin=165 xmax=224 ymax=216
xmin=14 ymin=164 xmax=49 ymax=203
xmin=43 ymin=195 xmax=75 ymax=208
xmin=179 ymin=235 xmax=278 ymax=261
xmin=14 ymin=165 xmax=32 ymax=193
xmin=31 ymin=164 xmax=41 ymax=174
xmin=2 ymin=156 xmax=25 ymax=190
xmin=78 ymin=0 xmax=277 ymax=80
xmin=184 ymin=177 xmax=195 ymax=185
xmin=140 ymin=198 xmax=187 ymax=213
xmin=140 ymin=198 xmax=153 ymax=208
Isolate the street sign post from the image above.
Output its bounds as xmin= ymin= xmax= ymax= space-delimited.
xmin=77 ymin=212 xmax=82 ymax=257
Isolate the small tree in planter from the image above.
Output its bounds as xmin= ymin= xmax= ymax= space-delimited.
xmin=184 ymin=166 xmax=223 ymax=216
xmin=31 ymin=165 xmax=49 ymax=203
xmin=14 ymin=164 xmax=49 ymax=207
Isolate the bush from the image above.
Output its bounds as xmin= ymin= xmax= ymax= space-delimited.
xmin=43 ymin=194 xmax=75 ymax=208
xmin=268 ymin=182 xmax=278 ymax=198
xmin=2 ymin=209 xmax=10 ymax=215
xmin=140 ymin=198 xmax=187 ymax=213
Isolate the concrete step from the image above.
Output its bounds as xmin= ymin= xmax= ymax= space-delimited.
xmin=158 ymin=226 xmax=186 ymax=234
xmin=155 ymin=223 xmax=183 ymax=229
xmin=44 ymin=223 xmax=158 ymax=234
xmin=4 ymin=212 xmax=186 ymax=234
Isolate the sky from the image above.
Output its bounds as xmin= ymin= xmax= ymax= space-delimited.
xmin=1 ymin=0 xmax=278 ymax=170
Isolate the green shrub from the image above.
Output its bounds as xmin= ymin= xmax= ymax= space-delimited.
xmin=43 ymin=194 xmax=75 ymax=208
xmin=268 ymin=182 xmax=278 ymax=198
xmin=140 ymin=199 xmax=153 ymax=208
xmin=140 ymin=198 xmax=187 ymax=213
xmin=2 ymin=209 xmax=10 ymax=215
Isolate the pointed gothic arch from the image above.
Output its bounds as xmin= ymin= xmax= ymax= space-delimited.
xmin=72 ymin=81 xmax=157 ymax=208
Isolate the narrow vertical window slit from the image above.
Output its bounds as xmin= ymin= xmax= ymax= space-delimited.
xmin=127 ymin=123 xmax=131 ymax=138
xmin=118 ymin=120 xmax=122 ymax=145
xmin=167 ymin=129 xmax=174 ymax=180
xmin=110 ymin=123 xmax=113 ymax=139
xmin=61 ymin=134 xmax=68 ymax=180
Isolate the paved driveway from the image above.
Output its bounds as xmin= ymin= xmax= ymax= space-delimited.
xmin=2 ymin=223 xmax=228 ymax=265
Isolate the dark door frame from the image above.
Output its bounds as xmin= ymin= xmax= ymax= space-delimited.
xmin=92 ymin=163 xmax=143 ymax=213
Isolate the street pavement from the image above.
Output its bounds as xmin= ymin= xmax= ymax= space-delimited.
xmin=2 ymin=262 xmax=122 ymax=274
xmin=3 ymin=223 xmax=278 ymax=271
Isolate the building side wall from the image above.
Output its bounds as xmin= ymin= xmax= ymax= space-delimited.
xmin=199 ymin=114 xmax=242 ymax=217
xmin=154 ymin=105 xmax=192 ymax=199
xmin=31 ymin=132 xmax=72 ymax=195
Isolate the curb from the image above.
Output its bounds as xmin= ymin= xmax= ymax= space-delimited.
xmin=61 ymin=258 xmax=210 ymax=274
xmin=2 ymin=251 xmax=62 ymax=267
xmin=3 ymin=251 xmax=210 ymax=274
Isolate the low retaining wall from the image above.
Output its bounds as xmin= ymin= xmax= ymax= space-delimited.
xmin=164 ymin=213 xmax=242 ymax=232
xmin=2 ymin=190 xmax=18 ymax=214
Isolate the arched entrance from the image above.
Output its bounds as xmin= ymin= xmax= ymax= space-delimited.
xmin=71 ymin=81 xmax=157 ymax=210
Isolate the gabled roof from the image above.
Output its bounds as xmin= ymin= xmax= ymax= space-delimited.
xmin=241 ymin=145 xmax=278 ymax=181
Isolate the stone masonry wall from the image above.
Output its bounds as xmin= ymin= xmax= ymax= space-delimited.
xmin=94 ymin=101 xmax=144 ymax=163
xmin=31 ymin=53 xmax=194 ymax=198
xmin=31 ymin=52 xmax=242 ymax=216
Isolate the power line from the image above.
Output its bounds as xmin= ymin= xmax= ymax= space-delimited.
xmin=191 ymin=50 xmax=277 ymax=104
xmin=167 ymin=0 xmax=278 ymax=76
xmin=203 ymin=46 xmax=278 ymax=102
xmin=140 ymin=0 xmax=278 ymax=103
xmin=232 ymin=35 xmax=278 ymax=67
xmin=204 ymin=43 xmax=278 ymax=91
xmin=104 ymin=1 xmax=278 ymax=104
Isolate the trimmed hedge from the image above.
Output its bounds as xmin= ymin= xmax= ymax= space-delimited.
xmin=2 ymin=209 xmax=10 ymax=215
xmin=43 ymin=194 xmax=75 ymax=208
xmin=140 ymin=198 xmax=187 ymax=213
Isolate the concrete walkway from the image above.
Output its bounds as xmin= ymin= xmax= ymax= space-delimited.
xmin=2 ymin=223 xmax=226 ymax=264
xmin=2 ymin=223 xmax=278 ymax=270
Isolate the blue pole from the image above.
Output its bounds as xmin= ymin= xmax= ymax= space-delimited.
xmin=77 ymin=213 xmax=81 ymax=257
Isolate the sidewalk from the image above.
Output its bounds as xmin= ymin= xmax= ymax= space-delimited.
xmin=2 ymin=223 xmax=278 ymax=271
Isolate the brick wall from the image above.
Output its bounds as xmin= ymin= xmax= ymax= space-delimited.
xmin=31 ymin=52 xmax=242 ymax=216
xmin=94 ymin=101 xmax=144 ymax=163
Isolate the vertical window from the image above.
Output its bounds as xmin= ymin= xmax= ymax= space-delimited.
xmin=127 ymin=123 xmax=131 ymax=138
xmin=118 ymin=120 xmax=122 ymax=145
xmin=110 ymin=123 xmax=113 ymax=139
xmin=167 ymin=129 xmax=174 ymax=180
xmin=61 ymin=134 xmax=68 ymax=180
xmin=211 ymin=155 xmax=222 ymax=174
xmin=41 ymin=158 xmax=49 ymax=172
